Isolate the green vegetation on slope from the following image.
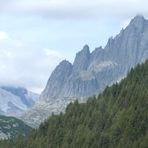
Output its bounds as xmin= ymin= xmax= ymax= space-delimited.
xmin=0 ymin=115 xmax=31 ymax=138
xmin=0 ymin=115 xmax=31 ymax=140
xmin=1 ymin=60 xmax=148 ymax=148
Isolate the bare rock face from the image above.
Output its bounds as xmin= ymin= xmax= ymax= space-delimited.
xmin=73 ymin=45 xmax=90 ymax=73
xmin=23 ymin=15 xmax=148 ymax=127
xmin=40 ymin=60 xmax=72 ymax=100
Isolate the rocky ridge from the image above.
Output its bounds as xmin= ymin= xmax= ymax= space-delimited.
xmin=23 ymin=15 xmax=148 ymax=127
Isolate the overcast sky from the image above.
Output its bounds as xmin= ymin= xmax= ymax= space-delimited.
xmin=0 ymin=0 xmax=148 ymax=93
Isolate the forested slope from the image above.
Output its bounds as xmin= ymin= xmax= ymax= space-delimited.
xmin=1 ymin=60 xmax=148 ymax=148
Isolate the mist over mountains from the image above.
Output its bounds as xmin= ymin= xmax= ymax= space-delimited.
xmin=0 ymin=86 xmax=38 ymax=117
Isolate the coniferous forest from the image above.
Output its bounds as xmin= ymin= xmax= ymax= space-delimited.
xmin=0 ymin=60 xmax=148 ymax=148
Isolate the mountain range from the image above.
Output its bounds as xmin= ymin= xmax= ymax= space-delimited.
xmin=2 ymin=50 xmax=148 ymax=148
xmin=22 ymin=15 xmax=148 ymax=127
xmin=0 ymin=86 xmax=38 ymax=117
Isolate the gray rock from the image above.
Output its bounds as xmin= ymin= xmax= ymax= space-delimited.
xmin=22 ymin=15 xmax=148 ymax=127
xmin=73 ymin=45 xmax=90 ymax=73
xmin=40 ymin=60 xmax=73 ymax=100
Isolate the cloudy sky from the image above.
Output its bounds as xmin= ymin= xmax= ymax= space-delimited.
xmin=0 ymin=0 xmax=147 ymax=93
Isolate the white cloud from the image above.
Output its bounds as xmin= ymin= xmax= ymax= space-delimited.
xmin=0 ymin=34 xmax=63 ymax=93
xmin=0 ymin=31 xmax=9 ymax=41
xmin=44 ymin=48 xmax=63 ymax=58
xmin=0 ymin=0 xmax=148 ymax=94
xmin=0 ymin=48 xmax=63 ymax=93
xmin=1 ymin=0 xmax=148 ymax=19
xmin=122 ymin=19 xmax=131 ymax=28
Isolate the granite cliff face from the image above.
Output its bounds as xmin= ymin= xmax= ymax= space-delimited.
xmin=23 ymin=15 xmax=148 ymax=127
xmin=41 ymin=60 xmax=73 ymax=100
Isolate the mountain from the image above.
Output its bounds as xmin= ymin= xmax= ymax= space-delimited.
xmin=1 ymin=86 xmax=38 ymax=108
xmin=2 ymin=56 xmax=148 ymax=148
xmin=0 ymin=87 xmax=38 ymax=117
xmin=0 ymin=115 xmax=31 ymax=140
xmin=23 ymin=15 xmax=148 ymax=127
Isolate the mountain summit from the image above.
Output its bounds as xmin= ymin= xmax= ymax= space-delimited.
xmin=130 ymin=15 xmax=146 ymax=27
xmin=23 ymin=15 xmax=148 ymax=126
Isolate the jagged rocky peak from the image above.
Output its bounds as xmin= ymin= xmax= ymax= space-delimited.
xmin=48 ymin=59 xmax=73 ymax=78
xmin=23 ymin=15 xmax=148 ymax=127
xmin=104 ymin=15 xmax=148 ymax=64
xmin=49 ymin=60 xmax=73 ymax=76
xmin=92 ymin=46 xmax=103 ymax=54
xmin=131 ymin=15 xmax=145 ymax=24
xmin=74 ymin=44 xmax=90 ymax=61
xmin=105 ymin=36 xmax=114 ymax=49
xmin=82 ymin=44 xmax=90 ymax=51
xmin=129 ymin=15 xmax=146 ymax=30
xmin=73 ymin=44 xmax=90 ymax=72
xmin=40 ymin=60 xmax=73 ymax=99
xmin=90 ymin=46 xmax=105 ymax=62
xmin=59 ymin=59 xmax=72 ymax=67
